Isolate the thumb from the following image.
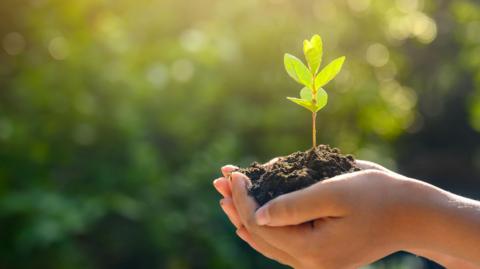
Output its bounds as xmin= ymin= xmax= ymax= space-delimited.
xmin=254 ymin=176 xmax=350 ymax=227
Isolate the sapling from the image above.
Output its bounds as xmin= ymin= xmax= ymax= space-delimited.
xmin=234 ymin=35 xmax=358 ymax=207
xmin=284 ymin=34 xmax=345 ymax=147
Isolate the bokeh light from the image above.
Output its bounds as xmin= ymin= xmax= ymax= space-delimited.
xmin=2 ymin=32 xmax=26 ymax=56
xmin=366 ymin=43 xmax=390 ymax=67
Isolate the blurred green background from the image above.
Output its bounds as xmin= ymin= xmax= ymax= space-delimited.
xmin=1 ymin=0 xmax=479 ymax=268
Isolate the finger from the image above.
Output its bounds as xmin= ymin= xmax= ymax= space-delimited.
xmin=236 ymin=226 xmax=299 ymax=267
xmin=230 ymin=172 xmax=309 ymax=254
xmin=213 ymin=177 xmax=232 ymax=197
xmin=222 ymin=196 xmax=299 ymax=266
xmin=221 ymin=165 xmax=238 ymax=178
xmin=220 ymin=198 xmax=242 ymax=228
xmin=230 ymin=172 xmax=258 ymax=230
xmin=355 ymin=160 xmax=392 ymax=173
xmin=221 ymin=165 xmax=238 ymax=192
xmin=254 ymin=171 xmax=370 ymax=227
xmin=236 ymin=226 xmax=260 ymax=250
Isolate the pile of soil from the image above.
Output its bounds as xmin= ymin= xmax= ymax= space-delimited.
xmin=238 ymin=144 xmax=360 ymax=206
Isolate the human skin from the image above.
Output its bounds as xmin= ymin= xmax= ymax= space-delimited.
xmin=213 ymin=161 xmax=480 ymax=269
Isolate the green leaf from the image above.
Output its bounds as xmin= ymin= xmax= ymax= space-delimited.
xmin=314 ymin=56 xmax=345 ymax=90
xmin=314 ymin=88 xmax=328 ymax=112
xmin=284 ymin=53 xmax=313 ymax=88
xmin=303 ymin=35 xmax=323 ymax=75
xmin=300 ymin=87 xmax=312 ymax=100
xmin=286 ymin=97 xmax=315 ymax=112
xmin=299 ymin=87 xmax=328 ymax=112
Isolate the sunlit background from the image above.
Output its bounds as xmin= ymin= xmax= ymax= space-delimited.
xmin=1 ymin=0 xmax=480 ymax=268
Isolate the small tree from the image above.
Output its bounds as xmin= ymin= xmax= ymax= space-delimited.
xmin=284 ymin=34 xmax=345 ymax=148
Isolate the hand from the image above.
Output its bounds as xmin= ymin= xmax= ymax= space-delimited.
xmin=213 ymin=160 xmax=480 ymax=269
xmin=231 ymin=168 xmax=403 ymax=269
xmin=214 ymin=160 xmax=402 ymax=268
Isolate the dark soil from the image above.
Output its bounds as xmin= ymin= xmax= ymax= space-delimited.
xmin=238 ymin=144 xmax=360 ymax=206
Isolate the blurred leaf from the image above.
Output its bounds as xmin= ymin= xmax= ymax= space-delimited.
xmin=303 ymin=35 xmax=323 ymax=75
xmin=284 ymin=53 xmax=313 ymax=88
xmin=315 ymin=56 xmax=345 ymax=90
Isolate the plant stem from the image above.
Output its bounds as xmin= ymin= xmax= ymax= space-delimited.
xmin=312 ymin=74 xmax=317 ymax=148
xmin=312 ymin=111 xmax=317 ymax=148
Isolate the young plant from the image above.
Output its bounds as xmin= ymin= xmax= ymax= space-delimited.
xmin=284 ymin=34 xmax=345 ymax=148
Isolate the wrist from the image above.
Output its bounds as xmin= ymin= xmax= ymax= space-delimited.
xmin=387 ymin=176 xmax=449 ymax=252
xmin=391 ymin=177 xmax=480 ymax=265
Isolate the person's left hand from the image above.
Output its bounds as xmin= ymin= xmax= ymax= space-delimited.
xmin=214 ymin=162 xmax=480 ymax=269
xmin=214 ymin=161 xmax=400 ymax=268
xmin=216 ymin=166 xmax=406 ymax=269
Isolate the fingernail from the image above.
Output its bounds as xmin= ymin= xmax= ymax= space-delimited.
xmin=223 ymin=164 xmax=239 ymax=169
xmin=213 ymin=178 xmax=220 ymax=186
xmin=222 ymin=165 xmax=238 ymax=174
xmin=255 ymin=207 xmax=270 ymax=225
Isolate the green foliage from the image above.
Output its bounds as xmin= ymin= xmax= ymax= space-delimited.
xmin=299 ymin=87 xmax=328 ymax=112
xmin=285 ymin=34 xmax=345 ymax=113
xmin=303 ymin=35 xmax=323 ymax=75
xmin=283 ymin=53 xmax=313 ymax=88
xmin=315 ymin=56 xmax=346 ymax=90
xmin=286 ymin=88 xmax=327 ymax=113
xmin=286 ymin=97 xmax=316 ymax=112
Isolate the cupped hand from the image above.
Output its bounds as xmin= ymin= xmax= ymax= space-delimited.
xmin=214 ymin=160 xmax=401 ymax=268
xmin=213 ymin=161 xmax=480 ymax=269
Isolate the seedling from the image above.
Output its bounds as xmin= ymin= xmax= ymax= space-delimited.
xmin=284 ymin=34 xmax=345 ymax=148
